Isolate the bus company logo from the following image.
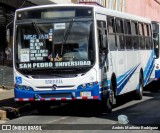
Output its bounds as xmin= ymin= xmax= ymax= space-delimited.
xmin=52 ymin=84 xmax=58 ymax=90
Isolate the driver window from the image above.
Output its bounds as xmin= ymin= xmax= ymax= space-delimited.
xmin=97 ymin=20 xmax=107 ymax=64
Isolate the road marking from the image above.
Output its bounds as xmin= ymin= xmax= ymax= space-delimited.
xmin=48 ymin=116 xmax=69 ymax=123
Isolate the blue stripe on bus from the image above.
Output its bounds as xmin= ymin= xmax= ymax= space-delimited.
xmin=143 ymin=51 xmax=155 ymax=86
xmin=107 ymin=67 xmax=134 ymax=87
xmin=107 ymin=64 xmax=140 ymax=95
xmin=117 ymin=64 xmax=140 ymax=95
xmin=116 ymin=68 xmax=134 ymax=85
xmin=117 ymin=65 xmax=139 ymax=87
xmin=107 ymin=50 xmax=155 ymax=95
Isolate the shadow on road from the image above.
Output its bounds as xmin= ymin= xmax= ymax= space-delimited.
xmin=144 ymin=80 xmax=160 ymax=92
xmin=0 ymin=98 xmax=14 ymax=107
xmin=4 ymin=81 xmax=160 ymax=125
xmin=28 ymin=81 xmax=159 ymax=117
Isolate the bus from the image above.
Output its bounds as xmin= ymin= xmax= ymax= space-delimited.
xmin=13 ymin=4 xmax=155 ymax=113
xmin=152 ymin=21 xmax=160 ymax=80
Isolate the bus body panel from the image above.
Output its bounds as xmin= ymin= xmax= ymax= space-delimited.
xmin=13 ymin=5 xmax=154 ymax=108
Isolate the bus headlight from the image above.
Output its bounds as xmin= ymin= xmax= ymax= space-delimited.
xmin=80 ymin=81 xmax=98 ymax=89
xmin=89 ymin=82 xmax=94 ymax=87
xmin=25 ymin=86 xmax=31 ymax=91
xmin=16 ymin=85 xmax=33 ymax=91
xmin=156 ymin=64 xmax=160 ymax=70
xmin=82 ymin=84 xmax=86 ymax=88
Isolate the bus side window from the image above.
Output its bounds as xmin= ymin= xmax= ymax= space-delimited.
xmin=97 ymin=20 xmax=107 ymax=64
xmin=144 ymin=24 xmax=151 ymax=50
xmin=116 ymin=18 xmax=125 ymax=50
xmin=138 ymin=23 xmax=145 ymax=49
xmin=97 ymin=20 xmax=107 ymax=50
xmin=124 ymin=20 xmax=132 ymax=49
xmin=131 ymin=21 xmax=139 ymax=50
xmin=148 ymin=24 xmax=153 ymax=49
xmin=107 ymin=16 xmax=117 ymax=50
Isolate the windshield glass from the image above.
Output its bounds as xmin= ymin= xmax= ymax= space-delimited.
xmin=15 ymin=20 xmax=94 ymax=70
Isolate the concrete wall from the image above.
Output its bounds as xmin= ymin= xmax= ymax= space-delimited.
xmin=126 ymin=0 xmax=160 ymax=21
xmin=50 ymin=0 xmax=72 ymax=4
xmin=29 ymin=0 xmax=73 ymax=5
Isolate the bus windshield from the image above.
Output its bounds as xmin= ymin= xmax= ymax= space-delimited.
xmin=15 ymin=20 xmax=94 ymax=70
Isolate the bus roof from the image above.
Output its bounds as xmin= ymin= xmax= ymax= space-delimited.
xmin=16 ymin=4 xmax=151 ymax=23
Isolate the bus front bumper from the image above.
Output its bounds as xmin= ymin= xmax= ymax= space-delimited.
xmin=14 ymin=86 xmax=106 ymax=102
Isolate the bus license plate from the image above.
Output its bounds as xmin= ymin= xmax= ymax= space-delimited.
xmin=81 ymin=91 xmax=91 ymax=97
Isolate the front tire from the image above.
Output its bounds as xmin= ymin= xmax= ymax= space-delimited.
xmin=100 ymin=97 xmax=112 ymax=113
xmin=101 ymin=86 xmax=115 ymax=113
xmin=135 ymin=74 xmax=144 ymax=100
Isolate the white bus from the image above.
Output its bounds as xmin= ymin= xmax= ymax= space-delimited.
xmin=152 ymin=21 xmax=160 ymax=80
xmin=13 ymin=4 xmax=155 ymax=113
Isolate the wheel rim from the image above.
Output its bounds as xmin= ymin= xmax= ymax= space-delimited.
xmin=109 ymin=89 xmax=114 ymax=103
xmin=139 ymin=83 xmax=143 ymax=96
xmin=107 ymin=98 xmax=112 ymax=110
xmin=107 ymin=90 xmax=114 ymax=110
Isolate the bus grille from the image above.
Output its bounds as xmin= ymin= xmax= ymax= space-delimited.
xmin=36 ymin=86 xmax=75 ymax=89
xmin=39 ymin=93 xmax=71 ymax=98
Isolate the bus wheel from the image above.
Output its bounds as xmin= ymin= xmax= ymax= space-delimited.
xmin=102 ymin=93 xmax=113 ymax=113
xmin=101 ymin=86 xmax=114 ymax=113
xmin=106 ymin=93 xmax=113 ymax=113
xmin=135 ymin=75 xmax=143 ymax=100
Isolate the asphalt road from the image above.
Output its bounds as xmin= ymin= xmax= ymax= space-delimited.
xmin=2 ymin=81 xmax=160 ymax=133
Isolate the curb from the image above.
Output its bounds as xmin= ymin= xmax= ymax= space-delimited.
xmin=0 ymin=110 xmax=6 ymax=120
xmin=0 ymin=103 xmax=31 ymax=120
xmin=0 ymin=86 xmax=13 ymax=90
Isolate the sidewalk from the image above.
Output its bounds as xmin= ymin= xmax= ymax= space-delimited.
xmin=0 ymin=88 xmax=15 ymax=109
xmin=0 ymin=88 xmax=14 ymax=102
xmin=0 ymin=88 xmax=15 ymax=124
xmin=0 ymin=88 xmax=33 ymax=124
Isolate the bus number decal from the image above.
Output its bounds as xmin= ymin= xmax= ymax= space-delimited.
xmin=45 ymin=79 xmax=63 ymax=84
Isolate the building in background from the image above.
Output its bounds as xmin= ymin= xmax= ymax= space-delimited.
xmin=0 ymin=0 xmax=36 ymax=61
xmin=126 ymin=0 xmax=160 ymax=22
xmin=78 ymin=0 xmax=160 ymax=21
xmin=30 ymin=0 xmax=73 ymax=5
xmin=0 ymin=0 xmax=74 ymax=61
xmin=1 ymin=0 xmax=160 ymax=62
xmin=78 ymin=0 xmax=126 ymax=12
xmin=0 ymin=0 xmax=159 ymax=88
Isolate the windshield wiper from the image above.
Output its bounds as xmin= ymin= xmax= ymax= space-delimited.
xmin=61 ymin=18 xmax=74 ymax=55
xmin=32 ymin=21 xmax=46 ymax=45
